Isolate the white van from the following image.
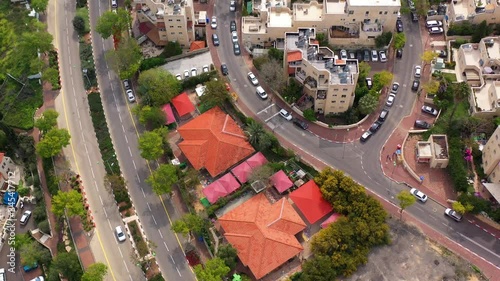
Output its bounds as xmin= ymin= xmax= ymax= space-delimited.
xmin=111 ymin=0 xmax=118 ymax=8
xmin=256 ymin=86 xmax=268 ymax=100
xmin=425 ymin=20 xmax=442 ymax=28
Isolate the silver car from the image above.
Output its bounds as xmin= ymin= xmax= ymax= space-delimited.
xmin=410 ymin=188 xmax=428 ymax=202
xmin=386 ymin=94 xmax=396 ymax=107
xmin=247 ymin=72 xmax=259 ymax=86
xmin=115 ymin=226 xmax=126 ymax=242
xmin=279 ymin=109 xmax=292 ymax=121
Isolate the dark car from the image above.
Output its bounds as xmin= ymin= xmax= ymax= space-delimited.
xmin=230 ymin=20 xmax=237 ymax=32
xmin=360 ymin=131 xmax=373 ymax=143
xmin=212 ymin=33 xmax=220 ymax=46
xmin=435 ymin=49 xmax=447 ymax=58
xmin=122 ymin=79 xmax=131 ymax=90
xmin=233 ymin=42 xmax=241 ymax=55
xmin=390 ymin=82 xmax=400 ymax=94
xmin=293 ymin=118 xmax=309 ymax=130
xmin=363 ymin=49 xmax=370 ymax=62
xmin=221 ymin=64 xmax=228 ymax=75
xmin=414 ymin=120 xmax=431 ymax=129
xmin=411 ymin=80 xmax=420 ymax=91
xmin=411 ymin=11 xmax=419 ymax=22
xmin=396 ymin=49 xmax=403 ymax=59
xmin=378 ymin=109 xmax=389 ymax=122
xmin=356 ymin=50 xmax=364 ymax=61
xmin=421 ymin=105 xmax=439 ymax=116
xmin=369 ymin=121 xmax=382 ymax=133
xmin=396 ymin=20 xmax=403 ymax=32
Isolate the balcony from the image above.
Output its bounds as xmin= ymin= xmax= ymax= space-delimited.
xmin=362 ymin=22 xmax=383 ymax=37
xmin=329 ymin=25 xmax=359 ymax=39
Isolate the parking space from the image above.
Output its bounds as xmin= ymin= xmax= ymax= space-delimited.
xmin=257 ymin=104 xmax=290 ymax=130
xmin=160 ymin=51 xmax=214 ymax=79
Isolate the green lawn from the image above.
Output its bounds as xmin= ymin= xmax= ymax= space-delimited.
xmin=442 ymin=72 xmax=457 ymax=83
xmin=76 ymin=8 xmax=91 ymax=34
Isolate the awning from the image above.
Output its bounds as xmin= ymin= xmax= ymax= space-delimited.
xmin=202 ymin=173 xmax=241 ymax=203
xmin=482 ymin=183 xmax=500 ymax=202
xmin=231 ymin=161 xmax=253 ymax=184
xmin=245 ymin=152 xmax=267 ymax=169
xmin=172 ymin=92 xmax=196 ymax=117
xmin=162 ymin=104 xmax=176 ymax=125
xmin=270 ymin=170 xmax=293 ymax=193
xmin=217 ymin=173 xmax=241 ymax=194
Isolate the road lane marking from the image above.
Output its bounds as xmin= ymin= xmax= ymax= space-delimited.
xmin=152 ymin=215 xmax=158 ymax=225
xmin=122 ymin=124 xmax=126 ymax=132
xmin=158 ymin=229 xmax=163 ymax=239
xmin=124 ymin=135 xmax=128 ymax=143
xmin=108 ymin=72 xmax=112 ymax=80
xmin=123 ymin=260 xmax=130 ymax=273
xmin=170 ymin=255 xmax=175 ymax=264
xmin=458 ymin=233 xmax=500 ymax=259
xmin=108 ymin=220 xmax=112 ymax=230
xmin=99 ymin=195 xmax=104 ymax=205
xmin=137 ymin=175 xmax=141 ymax=183
xmin=103 ymin=207 xmax=108 ymax=218
xmin=164 ymin=241 xmax=169 ymax=251
xmin=128 ymin=146 xmax=133 ymax=157
xmin=147 ymin=202 xmax=152 ymax=211
xmin=94 ymin=179 xmax=99 ymax=192
xmin=141 ymin=187 xmax=145 ymax=197
xmin=176 ymin=267 xmax=182 ymax=276
xmin=118 ymin=247 xmax=123 ymax=258
xmin=132 ymin=160 xmax=137 ymax=170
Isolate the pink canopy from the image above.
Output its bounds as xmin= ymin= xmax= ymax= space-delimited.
xmin=270 ymin=170 xmax=293 ymax=193
xmin=231 ymin=162 xmax=252 ymax=184
xmin=202 ymin=173 xmax=241 ymax=203
xmin=162 ymin=104 xmax=176 ymax=125
xmin=172 ymin=92 xmax=195 ymax=117
xmin=245 ymin=152 xmax=267 ymax=169
xmin=320 ymin=213 xmax=342 ymax=228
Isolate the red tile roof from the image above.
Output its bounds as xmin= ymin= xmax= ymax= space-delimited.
xmin=178 ymin=107 xmax=255 ymax=177
xmin=287 ymin=50 xmax=302 ymax=62
xmin=290 ymin=180 xmax=333 ymax=224
xmin=219 ymin=194 xmax=306 ymax=279
xmin=189 ymin=41 xmax=206 ymax=52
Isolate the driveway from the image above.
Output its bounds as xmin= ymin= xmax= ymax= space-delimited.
xmin=160 ymin=51 xmax=213 ymax=78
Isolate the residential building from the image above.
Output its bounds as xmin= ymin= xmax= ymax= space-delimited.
xmin=134 ymin=0 xmax=195 ymax=47
xmin=448 ymin=0 xmax=500 ymax=24
xmin=218 ymin=193 xmax=306 ymax=280
xmin=241 ymin=0 xmax=400 ymax=48
xmin=456 ymin=37 xmax=500 ymax=118
xmin=415 ymin=135 xmax=449 ymax=168
xmin=482 ymin=126 xmax=500 ymax=202
xmin=284 ymin=28 xmax=359 ymax=114
xmin=0 ymin=153 xmax=20 ymax=191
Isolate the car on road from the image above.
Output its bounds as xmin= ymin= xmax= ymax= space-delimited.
xmin=396 ymin=48 xmax=403 ymax=59
xmin=386 ymin=94 xmax=396 ymax=107
xmin=378 ymin=109 xmax=389 ymax=122
xmin=221 ymin=64 xmax=228 ymax=75
xmin=363 ymin=49 xmax=370 ymax=62
xmin=421 ymin=105 xmax=438 ymax=116
xmin=340 ymin=49 xmax=348 ymax=60
xmin=414 ymin=65 xmax=422 ymax=78
xmin=233 ymin=42 xmax=241 ymax=55
xmin=390 ymin=82 xmax=400 ymax=94
xmin=202 ymin=65 xmax=209 ymax=73
xmin=360 ymin=131 xmax=373 ymax=143
xmin=247 ymin=72 xmax=259 ymax=86
xmin=410 ymin=188 xmax=428 ymax=202
xmin=396 ymin=19 xmax=403 ymax=32
xmin=183 ymin=69 xmax=190 ymax=79
xmin=445 ymin=208 xmax=463 ymax=222
xmin=256 ymin=86 xmax=268 ymax=99
xmin=279 ymin=109 xmax=293 ymax=121
xmin=212 ymin=33 xmax=220 ymax=46
xmin=111 ymin=0 xmax=117 ymax=8
xmin=369 ymin=121 xmax=382 ymax=133
xmin=379 ymin=50 xmax=387 ymax=62
xmin=115 ymin=226 xmax=126 ymax=242
xmin=371 ymin=50 xmax=378 ymax=61
xmin=231 ymin=31 xmax=238 ymax=43
xmin=293 ymin=118 xmax=309 ymax=130
xmin=0 ymin=268 xmax=5 ymax=281
xmin=429 ymin=27 xmax=444 ymax=34
xmin=411 ymin=80 xmax=420 ymax=91
xmin=123 ymin=79 xmax=131 ymax=90
xmin=230 ymin=0 xmax=236 ymax=11
xmin=20 ymin=210 xmax=32 ymax=225
xmin=210 ymin=16 xmax=217 ymax=29
xmin=30 ymin=277 xmax=45 ymax=281
xmin=175 ymin=74 xmax=182 ymax=81
xmin=414 ymin=120 xmax=431 ymax=129
xmin=366 ymin=77 xmax=373 ymax=89
xmin=126 ymin=89 xmax=135 ymax=103
xmin=191 ymin=67 xmax=197 ymax=77
xmin=230 ymin=20 xmax=237 ymax=32
xmin=411 ymin=11 xmax=419 ymax=22
xmin=435 ymin=49 xmax=447 ymax=58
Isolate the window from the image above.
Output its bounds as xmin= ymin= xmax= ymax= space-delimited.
xmin=334 ymin=88 xmax=339 ymax=91
xmin=178 ymin=26 xmax=182 ymax=28
xmin=168 ymin=19 xmax=173 ymax=21
xmin=343 ymin=88 xmax=348 ymax=91
xmin=393 ymin=11 xmax=398 ymax=14
xmin=365 ymin=11 xmax=369 ymax=15
xmin=319 ymin=74 xmax=325 ymax=79
xmin=349 ymin=10 xmax=354 ymax=14
xmin=171 ymin=32 xmax=175 ymax=34
xmin=379 ymin=11 xmax=382 ymax=14
xmin=179 ymin=32 xmax=183 ymax=34
xmin=384 ymin=11 xmax=388 ymax=14
xmin=333 ymin=94 xmax=338 ymax=97
xmin=332 ymin=100 xmax=337 ymax=103
xmin=177 ymin=19 xmax=181 ymax=21
xmin=170 ymin=26 xmax=174 ymax=28
xmin=341 ymin=94 xmax=346 ymax=98
xmin=352 ymin=19 xmax=356 ymax=21
xmin=340 ymin=100 xmax=345 ymax=103
xmin=159 ymin=28 xmax=166 ymax=31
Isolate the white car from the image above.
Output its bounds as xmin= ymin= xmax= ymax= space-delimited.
xmin=444 ymin=208 xmax=463 ymax=222
xmin=340 ymin=49 xmax=347 ymax=60
xmin=126 ymin=89 xmax=135 ymax=103
xmin=210 ymin=16 xmax=217 ymax=29
xmin=379 ymin=50 xmax=387 ymax=62
xmin=230 ymin=0 xmax=236 ymax=11
xmin=191 ymin=67 xmax=197 ymax=77
xmin=371 ymin=50 xmax=378 ymax=61
xmin=184 ymin=70 xmax=190 ymax=79
xmin=30 ymin=277 xmax=45 ymax=281
xmin=20 ymin=210 xmax=32 ymax=225
xmin=386 ymin=94 xmax=396 ymax=107
xmin=175 ymin=74 xmax=182 ymax=81
xmin=414 ymin=65 xmax=422 ymax=78
xmin=279 ymin=109 xmax=292 ymax=121
xmin=231 ymin=31 xmax=238 ymax=43
xmin=410 ymin=188 xmax=428 ymax=203
xmin=115 ymin=226 xmax=126 ymax=242
xmin=202 ymin=65 xmax=209 ymax=73
xmin=247 ymin=72 xmax=259 ymax=86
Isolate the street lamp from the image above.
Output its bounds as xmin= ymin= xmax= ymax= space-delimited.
xmin=342 ymin=128 xmax=350 ymax=159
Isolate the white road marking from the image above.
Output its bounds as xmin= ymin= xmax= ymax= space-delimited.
xmin=137 ymin=174 xmax=142 ymax=183
xmin=257 ymin=103 xmax=276 ymax=114
xmin=128 ymin=146 xmax=133 ymax=156
xmin=103 ymin=207 xmax=108 ymax=218
xmin=122 ymin=124 xmax=126 ymax=132
xmin=176 ymin=267 xmax=182 ymax=276
xmin=124 ymin=135 xmax=128 ymax=144
xmin=141 ymin=187 xmax=145 ymax=197
xmin=79 ymin=120 xmax=83 ymax=130
xmin=170 ymin=255 xmax=175 ymax=264
xmin=132 ymin=160 xmax=137 ymax=170
xmin=107 ymin=219 xmax=112 ymax=230
xmin=147 ymin=202 xmax=152 ymax=211
xmin=158 ymin=229 xmax=163 ymax=239
xmin=459 ymin=233 xmax=500 ymax=259
xmin=118 ymin=247 xmax=123 ymax=258
xmin=108 ymin=72 xmax=112 ymax=80
xmin=164 ymin=241 xmax=169 ymax=251
xmin=123 ymin=260 xmax=130 ymax=273
xmin=152 ymin=215 xmax=158 ymax=225
xmin=90 ymin=166 xmax=96 ymax=179
xmin=99 ymin=195 xmax=104 ymax=205
xmin=94 ymin=180 xmax=99 ymax=192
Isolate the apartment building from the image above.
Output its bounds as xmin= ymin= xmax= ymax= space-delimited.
xmin=241 ymin=0 xmax=400 ymax=48
xmin=481 ymin=126 xmax=500 ymax=202
xmin=456 ymin=37 xmax=500 ymax=118
xmin=448 ymin=0 xmax=500 ymax=24
xmin=284 ymin=28 xmax=359 ymax=115
xmin=135 ymin=0 xmax=195 ymax=47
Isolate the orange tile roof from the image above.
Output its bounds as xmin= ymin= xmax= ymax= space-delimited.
xmin=219 ymin=193 xmax=306 ymax=279
xmin=189 ymin=41 xmax=206 ymax=52
xmin=287 ymin=51 xmax=302 ymax=62
xmin=178 ymin=107 xmax=255 ymax=177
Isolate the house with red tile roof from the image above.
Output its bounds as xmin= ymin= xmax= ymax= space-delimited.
xmin=177 ymin=107 xmax=255 ymax=177
xmin=218 ymin=193 xmax=306 ymax=280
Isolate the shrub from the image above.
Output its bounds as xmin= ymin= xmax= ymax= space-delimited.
xmin=303 ymin=108 xmax=316 ymax=121
xmin=181 ymin=71 xmax=217 ymax=89
xmin=136 ymin=240 xmax=149 ymax=257
xmin=161 ymin=41 xmax=182 ymax=58
xmin=72 ymin=16 xmax=86 ymax=36
xmin=33 ymin=205 xmax=48 ymax=223
xmin=38 ymin=220 xmax=51 ymax=234
xmin=139 ymin=57 xmax=165 ymax=72
xmin=447 ymin=138 xmax=470 ymax=193
xmin=149 ymin=274 xmax=165 ymax=281
xmin=17 ymin=187 xmax=30 ymax=197
xmin=375 ymin=32 xmax=392 ymax=48
xmin=253 ymin=56 xmax=269 ymax=71
xmin=458 ymin=193 xmax=491 ymax=214
xmin=451 ymin=38 xmax=469 ymax=49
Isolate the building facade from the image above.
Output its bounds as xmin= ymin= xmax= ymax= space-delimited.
xmin=483 ymin=126 xmax=500 ymax=183
xmin=241 ymin=0 xmax=400 ymax=48
xmin=447 ymin=0 xmax=500 ymax=25
xmin=284 ymin=28 xmax=359 ymax=115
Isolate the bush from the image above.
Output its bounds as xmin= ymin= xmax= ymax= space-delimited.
xmin=33 ymin=205 xmax=48 ymax=223
xmin=458 ymin=193 xmax=491 ymax=214
xmin=161 ymin=41 xmax=182 ymax=58
xmin=72 ymin=16 xmax=86 ymax=36
xmin=375 ymin=32 xmax=392 ymax=48
xmin=136 ymin=240 xmax=149 ymax=257
xmin=253 ymin=56 xmax=269 ymax=71
xmin=181 ymin=71 xmax=217 ymax=89
xmin=303 ymin=108 xmax=316 ymax=121
xmin=282 ymin=79 xmax=303 ymax=104
xmin=447 ymin=138 xmax=470 ymax=193
xmin=38 ymin=220 xmax=51 ymax=234
xmin=149 ymin=274 xmax=165 ymax=281
xmin=447 ymin=21 xmax=474 ymax=36
xmin=451 ymin=38 xmax=469 ymax=49
xmin=17 ymin=187 xmax=30 ymax=197
xmin=139 ymin=57 xmax=165 ymax=72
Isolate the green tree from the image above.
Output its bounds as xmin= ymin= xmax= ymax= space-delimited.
xmin=82 ymin=262 xmax=108 ymax=281
xmin=138 ymin=68 xmax=181 ymax=106
xmin=471 ymin=20 xmax=491 ymax=43
xmin=133 ymin=105 xmax=166 ymax=129
xmin=51 ymin=190 xmax=86 ymax=217
xmin=14 ymin=234 xmax=33 ymax=250
xmin=36 ymin=128 xmax=71 ymax=158
xmin=245 ymin=120 xmax=265 ymax=146
xmin=73 ymin=15 xmax=87 ymax=36
xmin=138 ymin=130 xmax=164 ymax=161
xmin=396 ymin=190 xmax=416 ymax=219
xmin=51 ymin=252 xmax=84 ymax=281
xmin=31 ymin=0 xmax=49 ymax=13
xmin=162 ymin=41 xmax=182 ymax=58
xmin=303 ymin=108 xmax=316 ymax=121
xmin=268 ymin=48 xmax=284 ymax=62
xmin=375 ymin=31 xmax=392 ymax=48
xmin=194 ymin=257 xmax=230 ymax=281
xmin=20 ymin=241 xmax=51 ymax=266
xmin=452 ymin=201 xmax=473 ymax=214
xmin=146 ymin=164 xmax=178 ymax=195
xmin=0 ymin=130 xmax=8 ymax=151
xmin=42 ymin=67 xmax=60 ymax=88
xmin=171 ymin=213 xmax=206 ymax=237
xmin=358 ymin=62 xmax=371 ymax=81
xmin=35 ymin=109 xmax=59 ymax=134
xmin=105 ymin=37 xmax=142 ymax=79
xmin=95 ymin=8 xmax=131 ymax=39
xmin=315 ymin=33 xmax=329 ymax=47
xmin=216 ymin=244 xmax=238 ymax=270
xmin=300 ymin=255 xmax=338 ymax=281
xmin=199 ymin=79 xmax=230 ymax=108
xmin=422 ymin=80 xmax=440 ymax=94
xmin=373 ymin=70 xmax=393 ymax=90
xmin=449 ymin=82 xmax=470 ymax=121
xmin=357 ymin=94 xmax=378 ymax=115
xmin=393 ymin=32 xmax=406 ymax=50
xmin=421 ymin=50 xmax=437 ymax=70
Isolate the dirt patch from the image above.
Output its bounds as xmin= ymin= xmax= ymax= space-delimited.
xmin=341 ymin=218 xmax=486 ymax=281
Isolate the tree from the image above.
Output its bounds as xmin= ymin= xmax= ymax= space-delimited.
xmin=471 ymin=20 xmax=491 ymax=43
xmin=396 ymin=190 xmax=416 ymax=219
xmin=31 ymin=0 xmax=49 ymax=13
xmin=358 ymin=62 xmax=371 ymax=81
xmin=421 ymin=50 xmax=437 ymax=69
xmin=146 ymin=164 xmax=178 ymax=195
xmin=51 ymin=252 xmax=84 ymax=281
xmin=199 ymin=78 xmax=230 ymax=108
xmin=268 ymin=48 xmax=284 ymax=62
xmin=138 ymin=68 xmax=181 ymax=106
xmin=393 ymin=32 xmax=406 ymax=50
xmin=216 ymin=244 xmax=238 ymax=270
xmin=133 ymin=105 xmax=166 ymax=129
xmin=35 ymin=109 xmax=59 ymax=134
xmin=171 ymin=213 xmax=206 ymax=237
xmin=303 ymin=108 xmax=316 ymax=121
xmin=95 ymin=8 xmax=131 ymax=39
xmin=20 ymin=241 xmax=51 ymax=266
xmin=373 ymin=71 xmax=393 ymax=90
xmin=422 ymin=80 xmax=440 ymax=94
xmin=375 ymin=32 xmax=392 ymax=48
xmin=449 ymin=82 xmax=470 ymax=121
xmin=36 ymin=128 xmax=71 ymax=158
xmin=0 ymin=130 xmax=6 ymax=151
xmin=18 ymin=23 xmax=54 ymax=54
xmin=82 ymin=262 xmax=108 ymax=281
xmin=162 ymin=41 xmax=182 ymax=58
xmin=105 ymin=37 xmax=142 ymax=79
xmin=51 ymin=190 xmax=86 ymax=217
xmin=42 ymin=67 xmax=60 ymax=88
xmin=357 ymin=94 xmax=378 ymax=115
xmin=249 ymin=164 xmax=274 ymax=183
xmin=260 ymin=59 xmax=286 ymax=91
xmin=14 ymin=234 xmax=33 ymax=250
xmin=301 ymin=255 xmax=339 ymax=281
xmin=138 ymin=130 xmax=164 ymax=161
xmin=73 ymin=16 xmax=87 ymax=36
xmin=452 ymin=201 xmax=473 ymax=215
xmin=193 ymin=257 xmax=230 ymax=281
xmin=244 ymin=120 xmax=273 ymax=150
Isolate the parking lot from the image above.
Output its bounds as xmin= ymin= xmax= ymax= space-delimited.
xmin=160 ymin=51 xmax=214 ymax=78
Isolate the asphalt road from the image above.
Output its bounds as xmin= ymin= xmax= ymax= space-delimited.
xmin=50 ymin=0 xmax=145 ymax=280
xmin=87 ymin=1 xmax=196 ymax=280
xmin=214 ymin=5 xmax=500 ymax=270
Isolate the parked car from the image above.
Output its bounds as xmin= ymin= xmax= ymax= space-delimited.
xmin=348 ymin=51 xmax=356 ymax=59
xmin=363 ymin=49 xmax=370 ymax=62
xmin=202 ymin=65 xmax=210 ymax=73
xmin=23 ymin=262 xmax=38 ymax=272
xmin=122 ymin=79 xmax=131 ymax=90
xmin=371 ymin=50 xmax=378 ymax=61
xmin=435 ymin=50 xmax=447 ymax=58
xmin=230 ymin=20 xmax=237 ymax=32
xmin=175 ymin=74 xmax=182 ymax=81
xmin=356 ymin=50 xmax=364 ymax=61
xmin=256 ymin=86 xmax=268 ymax=99
xmin=210 ymin=16 xmax=217 ymax=29
xmin=411 ymin=11 xmax=419 ymax=22
xmin=366 ymin=77 xmax=373 ymax=89
xmin=414 ymin=120 xmax=431 ymax=129
xmin=429 ymin=27 xmax=444 ymax=34
xmin=427 ymin=9 xmax=437 ymax=16
xmin=410 ymin=188 xmax=428 ymax=202
xmin=369 ymin=121 xmax=382 ymax=133
xmin=191 ymin=67 xmax=198 ymax=77
xmin=221 ymin=64 xmax=229 ymax=75
xmin=396 ymin=19 xmax=403 ymax=32
xmin=414 ymin=65 xmax=422 ymax=78
xmin=20 ymin=210 xmax=32 ymax=225
xmin=231 ymin=31 xmax=238 ymax=43
xmin=30 ymin=277 xmax=45 ymax=281
xmin=293 ymin=118 xmax=309 ymax=130
xmin=390 ymin=82 xmax=400 ymax=94
xmin=421 ymin=105 xmax=438 ymax=116
xmin=279 ymin=109 xmax=293 ymax=121
xmin=183 ymin=69 xmax=190 ymax=79
xmin=379 ymin=50 xmax=387 ymax=62
xmin=411 ymin=80 xmax=420 ymax=91
xmin=115 ymin=226 xmax=126 ymax=242
xmin=212 ymin=33 xmax=220 ymax=46
xmin=230 ymin=0 xmax=236 ymax=11
xmin=378 ymin=109 xmax=389 ymax=122
xmin=126 ymin=89 xmax=135 ymax=103
xmin=425 ymin=20 xmax=442 ymax=28
xmin=445 ymin=208 xmax=463 ymax=222
xmin=360 ymin=131 xmax=373 ymax=143
xmin=247 ymin=72 xmax=259 ymax=86
xmin=396 ymin=49 xmax=403 ymax=59
xmin=386 ymin=94 xmax=396 ymax=107
xmin=233 ymin=42 xmax=241 ymax=55
xmin=340 ymin=49 xmax=348 ymax=60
